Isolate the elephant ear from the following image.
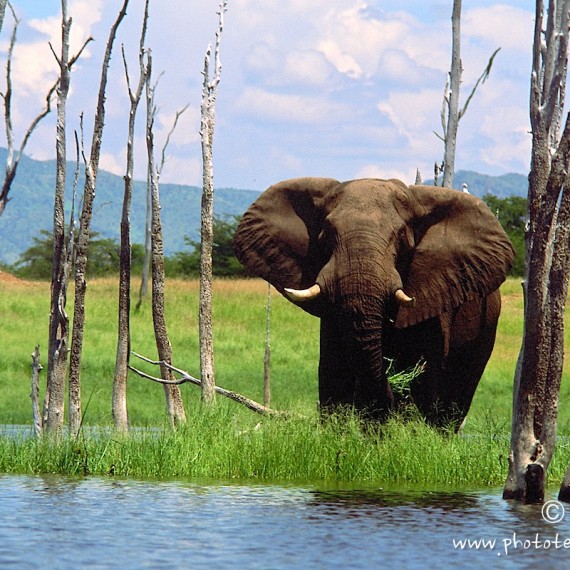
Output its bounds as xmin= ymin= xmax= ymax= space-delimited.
xmin=233 ymin=177 xmax=340 ymax=302
xmin=395 ymin=185 xmax=515 ymax=328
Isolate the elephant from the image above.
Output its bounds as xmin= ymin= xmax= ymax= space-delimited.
xmin=233 ymin=177 xmax=515 ymax=429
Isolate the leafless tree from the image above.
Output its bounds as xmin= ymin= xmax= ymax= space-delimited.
xmin=145 ymin=52 xmax=186 ymax=426
xmin=44 ymin=0 xmax=92 ymax=435
xmin=136 ymin=103 xmax=188 ymax=311
xmin=113 ymin=0 xmax=150 ymax=431
xmin=503 ymin=0 xmax=570 ymax=503
xmin=43 ymin=0 xmax=129 ymax=434
xmin=436 ymin=0 xmax=500 ymax=188
xmin=199 ymin=0 xmax=227 ymax=405
xmin=0 ymin=2 xmax=60 ymax=216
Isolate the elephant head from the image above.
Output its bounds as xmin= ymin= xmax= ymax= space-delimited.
xmin=233 ymin=177 xmax=514 ymax=426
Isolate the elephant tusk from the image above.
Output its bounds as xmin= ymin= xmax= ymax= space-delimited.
xmin=284 ymin=284 xmax=322 ymax=302
xmin=395 ymin=288 xmax=416 ymax=308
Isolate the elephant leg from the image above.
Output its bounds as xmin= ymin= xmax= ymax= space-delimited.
xmin=410 ymin=292 xmax=501 ymax=430
xmin=318 ymin=315 xmax=393 ymax=420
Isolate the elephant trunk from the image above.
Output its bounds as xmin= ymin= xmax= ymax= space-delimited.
xmin=318 ymin=291 xmax=394 ymax=420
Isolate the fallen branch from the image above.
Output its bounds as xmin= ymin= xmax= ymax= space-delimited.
xmin=130 ymin=351 xmax=290 ymax=418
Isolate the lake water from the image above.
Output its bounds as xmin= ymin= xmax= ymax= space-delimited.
xmin=1 ymin=476 xmax=570 ymax=568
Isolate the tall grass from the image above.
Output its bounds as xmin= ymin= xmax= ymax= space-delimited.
xmin=2 ymin=275 xmax=570 ymax=485
xmin=1 ymin=405 xmax=569 ymax=487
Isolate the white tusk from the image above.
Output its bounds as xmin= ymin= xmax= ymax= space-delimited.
xmin=395 ymin=288 xmax=416 ymax=307
xmin=284 ymin=284 xmax=322 ymax=302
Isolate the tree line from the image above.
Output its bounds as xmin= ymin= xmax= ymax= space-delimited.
xmin=6 ymin=195 xmax=526 ymax=280
xmin=7 ymin=215 xmax=248 ymax=279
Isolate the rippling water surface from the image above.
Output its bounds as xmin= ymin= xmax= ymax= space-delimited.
xmin=0 ymin=475 xmax=569 ymax=568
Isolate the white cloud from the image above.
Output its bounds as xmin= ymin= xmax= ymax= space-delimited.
xmin=159 ymin=154 xmax=202 ymax=186
xmin=235 ymin=87 xmax=350 ymax=124
xmin=0 ymin=0 xmax=538 ymax=193
xmin=378 ymin=88 xmax=442 ymax=141
xmin=463 ymin=5 xmax=534 ymax=51
xmin=284 ymin=50 xmax=335 ymax=86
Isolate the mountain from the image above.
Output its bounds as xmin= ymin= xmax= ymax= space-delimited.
xmin=0 ymin=149 xmax=528 ymax=265
xmin=0 ymin=149 xmax=261 ymax=265
xmin=429 ymin=170 xmax=528 ymax=199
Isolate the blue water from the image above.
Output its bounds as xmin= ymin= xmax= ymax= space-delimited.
xmin=0 ymin=475 xmax=569 ymax=568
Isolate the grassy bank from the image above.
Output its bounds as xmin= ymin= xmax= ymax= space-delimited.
xmin=1 ymin=407 xmax=569 ymax=487
xmin=2 ymin=274 xmax=570 ymax=485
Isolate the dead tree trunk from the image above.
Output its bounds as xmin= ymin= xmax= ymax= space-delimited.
xmin=44 ymin=2 xmax=73 ymax=434
xmin=113 ymin=0 xmax=149 ymax=432
xmin=44 ymin=1 xmax=92 ymax=435
xmin=504 ymin=0 xmax=570 ymax=503
xmin=437 ymin=0 xmax=500 ymax=188
xmin=441 ymin=0 xmax=461 ymax=188
xmin=65 ymin=0 xmax=129 ymax=435
xmin=145 ymin=53 xmax=186 ymax=426
xmin=199 ymin=0 xmax=227 ymax=405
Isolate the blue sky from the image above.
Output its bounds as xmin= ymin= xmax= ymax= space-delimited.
xmin=1 ymin=0 xmax=534 ymax=191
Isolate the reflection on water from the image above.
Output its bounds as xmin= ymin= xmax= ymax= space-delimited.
xmin=0 ymin=475 xmax=568 ymax=569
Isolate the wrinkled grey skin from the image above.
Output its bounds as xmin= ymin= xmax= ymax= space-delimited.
xmin=233 ymin=177 xmax=514 ymax=429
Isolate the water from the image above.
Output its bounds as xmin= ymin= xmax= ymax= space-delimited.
xmin=1 ymin=475 xmax=569 ymax=569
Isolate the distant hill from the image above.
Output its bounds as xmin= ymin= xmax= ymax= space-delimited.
xmin=0 ymin=149 xmax=528 ymax=265
xmin=0 ymin=149 xmax=261 ymax=265
xmin=427 ymin=170 xmax=528 ymax=199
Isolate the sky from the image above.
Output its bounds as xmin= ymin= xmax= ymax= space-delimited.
xmin=0 ymin=0 xmax=535 ymax=192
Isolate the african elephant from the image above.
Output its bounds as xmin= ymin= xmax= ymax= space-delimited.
xmin=233 ymin=177 xmax=514 ymax=429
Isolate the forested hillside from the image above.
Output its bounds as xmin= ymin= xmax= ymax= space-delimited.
xmin=0 ymin=148 xmax=527 ymax=265
xmin=0 ymin=149 xmax=260 ymax=265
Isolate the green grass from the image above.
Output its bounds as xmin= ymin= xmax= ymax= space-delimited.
xmin=1 ymin=406 xmax=569 ymax=487
xmin=1 ymin=274 xmax=570 ymax=486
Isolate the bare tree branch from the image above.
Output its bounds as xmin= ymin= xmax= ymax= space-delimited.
xmin=130 ymin=352 xmax=290 ymax=418
xmin=0 ymin=5 xmax=92 ymax=216
xmin=158 ymin=103 xmax=189 ymax=174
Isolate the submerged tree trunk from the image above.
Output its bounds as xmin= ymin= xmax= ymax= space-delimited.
xmin=504 ymin=0 xmax=570 ymax=503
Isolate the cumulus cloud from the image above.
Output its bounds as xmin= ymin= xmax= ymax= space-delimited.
xmin=0 ymin=0 xmax=539 ymax=192
xmin=234 ymin=87 xmax=350 ymax=124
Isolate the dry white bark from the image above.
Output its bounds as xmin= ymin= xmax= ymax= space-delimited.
xmin=199 ymin=0 xmax=227 ymax=405
xmin=437 ymin=0 xmax=500 ymax=188
xmin=0 ymin=2 xmax=64 ymax=216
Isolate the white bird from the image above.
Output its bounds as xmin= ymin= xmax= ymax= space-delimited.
xmin=462 ymin=182 xmax=470 ymax=194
